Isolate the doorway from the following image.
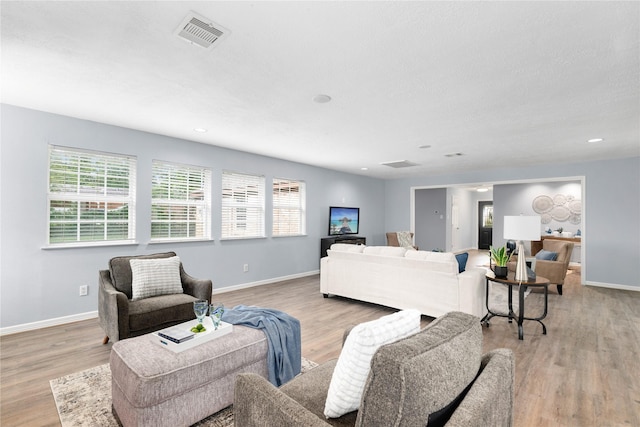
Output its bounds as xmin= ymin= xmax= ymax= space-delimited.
xmin=478 ymin=201 xmax=493 ymax=250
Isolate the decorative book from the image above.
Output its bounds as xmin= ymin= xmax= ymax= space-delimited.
xmin=157 ymin=326 xmax=195 ymax=344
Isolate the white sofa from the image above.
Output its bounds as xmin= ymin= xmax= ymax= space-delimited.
xmin=320 ymin=244 xmax=487 ymax=319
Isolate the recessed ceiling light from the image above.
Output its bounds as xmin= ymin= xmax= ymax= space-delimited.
xmin=360 ymin=167 xmax=369 ymax=171
xmin=312 ymin=94 xmax=332 ymax=103
xmin=193 ymin=128 xmax=208 ymax=133
xmin=476 ymin=188 xmax=489 ymax=193
xmin=587 ymin=138 xmax=604 ymax=143
xmin=418 ymin=145 xmax=431 ymax=149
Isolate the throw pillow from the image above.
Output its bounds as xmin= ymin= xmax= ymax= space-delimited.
xmin=396 ymin=231 xmax=414 ymax=248
xmin=455 ymin=252 xmax=469 ymax=273
xmin=324 ymin=309 xmax=421 ymax=418
xmin=535 ymin=250 xmax=558 ymax=261
xmin=130 ymin=256 xmax=183 ymax=301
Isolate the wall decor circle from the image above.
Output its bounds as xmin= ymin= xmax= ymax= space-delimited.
xmin=568 ymin=199 xmax=582 ymax=214
xmin=553 ymin=194 xmax=567 ymax=205
xmin=541 ymin=213 xmax=552 ymax=224
xmin=550 ymin=205 xmax=571 ymax=222
xmin=532 ymin=195 xmax=554 ymax=213
xmin=569 ymin=214 xmax=581 ymax=225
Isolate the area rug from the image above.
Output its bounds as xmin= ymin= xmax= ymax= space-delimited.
xmin=50 ymin=357 xmax=318 ymax=427
xmin=487 ymin=281 xmax=531 ymax=315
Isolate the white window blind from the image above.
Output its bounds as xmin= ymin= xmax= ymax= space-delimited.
xmin=221 ymin=171 xmax=265 ymax=239
xmin=151 ymin=160 xmax=212 ymax=241
xmin=48 ymin=145 xmax=136 ymax=245
xmin=272 ymin=178 xmax=306 ymax=236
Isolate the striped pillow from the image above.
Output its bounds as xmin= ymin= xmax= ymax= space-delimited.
xmin=130 ymin=256 xmax=183 ymax=301
xmin=324 ymin=309 xmax=421 ymax=418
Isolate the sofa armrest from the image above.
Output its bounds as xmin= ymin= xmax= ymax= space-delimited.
xmin=234 ymin=373 xmax=330 ymax=427
xmin=446 ymin=348 xmax=515 ymax=427
xmin=180 ymin=267 xmax=212 ymax=303
xmin=320 ymin=257 xmax=330 ymax=294
xmin=98 ymin=270 xmax=130 ymax=341
xmin=457 ymin=267 xmax=487 ymax=318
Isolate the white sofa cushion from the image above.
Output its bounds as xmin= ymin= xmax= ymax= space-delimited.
xmin=130 ymin=256 xmax=183 ymax=301
xmin=324 ymin=309 xmax=421 ymax=418
xmin=362 ymin=246 xmax=407 ymax=257
xmin=405 ymin=250 xmax=455 ymax=262
xmin=330 ymin=243 xmax=365 ymax=253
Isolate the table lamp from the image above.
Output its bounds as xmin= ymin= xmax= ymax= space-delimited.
xmin=503 ymin=215 xmax=541 ymax=282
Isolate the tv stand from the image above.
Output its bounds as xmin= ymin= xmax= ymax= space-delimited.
xmin=321 ymin=236 xmax=366 ymax=258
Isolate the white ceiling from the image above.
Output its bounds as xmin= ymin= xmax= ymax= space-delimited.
xmin=2 ymin=1 xmax=638 ymax=179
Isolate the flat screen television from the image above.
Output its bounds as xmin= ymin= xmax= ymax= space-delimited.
xmin=328 ymin=206 xmax=360 ymax=236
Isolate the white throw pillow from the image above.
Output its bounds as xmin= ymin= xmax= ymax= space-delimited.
xmin=396 ymin=231 xmax=414 ymax=248
xmin=324 ymin=309 xmax=421 ymax=418
xmin=130 ymin=256 xmax=183 ymax=301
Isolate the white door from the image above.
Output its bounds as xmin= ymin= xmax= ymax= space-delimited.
xmin=451 ymin=195 xmax=459 ymax=251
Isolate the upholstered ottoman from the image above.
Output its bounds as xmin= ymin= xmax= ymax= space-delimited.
xmin=110 ymin=325 xmax=268 ymax=427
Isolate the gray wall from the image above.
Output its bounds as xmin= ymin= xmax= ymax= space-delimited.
xmin=385 ymin=157 xmax=640 ymax=289
xmin=414 ymin=188 xmax=447 ymax=251
xmin=0 ymin=105 xmax=385 ymax=328
xmin=2 ymin=104 xmax=638 ymax=330
xmin=492 ymin=181 xmax=582 ymax=250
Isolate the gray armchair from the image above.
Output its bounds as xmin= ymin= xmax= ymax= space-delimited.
xmin=98 ymin=251 xmax=212 ymax=343
xmin=235 ymin=311 xmax=515 ymax=426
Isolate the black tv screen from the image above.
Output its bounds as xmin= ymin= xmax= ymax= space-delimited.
xmin=328 ymin=206 xmax=360 ymax=236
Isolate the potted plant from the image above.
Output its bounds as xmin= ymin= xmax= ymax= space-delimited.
xmin=490 ymin=245 xmax=509 ymax=278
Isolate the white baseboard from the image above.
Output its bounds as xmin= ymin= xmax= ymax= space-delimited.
xmin=0 ymin=310 xmax=98 ymax=336
xmin=585 ymin=281 xmax=640 ymax=292
xmin=214 ymin=270 xmax=319 ymax=294
xmin=0 ymin=270 xmax=321 ymax=335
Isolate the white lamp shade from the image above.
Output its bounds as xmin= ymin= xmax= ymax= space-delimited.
xmin=503 ymin=216 xmax=540 ymax=241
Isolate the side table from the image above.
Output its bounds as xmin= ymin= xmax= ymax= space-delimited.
xmin=483 ymin=272 xmax=550 ymax=340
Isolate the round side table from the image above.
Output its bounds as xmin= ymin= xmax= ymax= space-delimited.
xmin=483 ymin=272 xmax=550 ymax=340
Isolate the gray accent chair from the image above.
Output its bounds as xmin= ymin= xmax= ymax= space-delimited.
xmin=235 ymin=311 xmax=514 ymax=427
xmin=98 ymin=251 xmax=212 ymax=344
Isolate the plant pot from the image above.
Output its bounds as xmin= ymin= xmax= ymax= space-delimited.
xmin=493 ymin=266 xmax=508 ymax=278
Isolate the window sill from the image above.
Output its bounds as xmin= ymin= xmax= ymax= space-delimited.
xmin=219 ymin=236 xmax=267 ymax=241
xmin=42 ymin=240 xmax=139 ymax=250
xmin=148 ymin=238 xmax=214 ymax=244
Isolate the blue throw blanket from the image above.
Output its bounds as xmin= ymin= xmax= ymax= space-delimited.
xmin=222 ymin=305 xmax=301 ymax=386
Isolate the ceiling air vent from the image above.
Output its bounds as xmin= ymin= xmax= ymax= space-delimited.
xmin=380 ymin=160 xmax=419 ymax=168
xmin=175 ymin=11 xmax=230 ymax=49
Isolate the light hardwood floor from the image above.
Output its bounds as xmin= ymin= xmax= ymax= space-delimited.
xmin=1 ymin=255 xmax=639 ymax=426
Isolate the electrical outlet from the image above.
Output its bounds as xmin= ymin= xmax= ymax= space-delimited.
xmin=79 ymin=285 xmax=88 ymax=296
xmin=243 ymin=264 xmax=249 ymax=272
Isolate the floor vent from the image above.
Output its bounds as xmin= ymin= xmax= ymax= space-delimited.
xmin=175 ymin=11 xmax=230 ymax=49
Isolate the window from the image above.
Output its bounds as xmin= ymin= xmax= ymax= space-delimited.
xmin=483 ymin=205 xmax=493 ymax=228
xmin=151 ymin=160 xmax=212 ymax=241
xmin=48 ymin=145 xmax=136 ymax=246
xmin=272 ymin=178 xmax=306 ymax=236
xmin=221 ymin=171 xmax=265 ymax=239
